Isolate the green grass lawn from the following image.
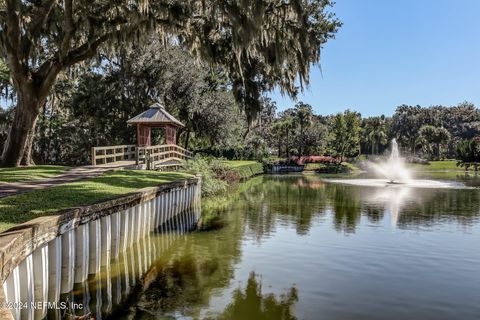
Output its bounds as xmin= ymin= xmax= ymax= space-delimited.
xmin=221 ymin=160 xmax=259 ymax=168
xmin=0 ymin=165 xmax=70 ymax=183
xmin=407 ymin=160 xmax=461 ymax=171
xmin=0 ymin=170 xmax=192 ymax=233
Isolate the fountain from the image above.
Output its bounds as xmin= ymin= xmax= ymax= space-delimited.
xmin=325 ymin=139 xmax=468 ymax=189
xmin=369 ymin=139 xmax=411 ymax=184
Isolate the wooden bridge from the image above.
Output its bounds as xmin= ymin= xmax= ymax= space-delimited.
xmin=91 ymin=144 xmax=193 ymax=170
xmin=91 ymin=103 xmax=193 ymax=170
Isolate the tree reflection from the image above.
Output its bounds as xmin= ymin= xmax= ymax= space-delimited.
xmin=214 ymin=272 xmax=298 ymax=320
xmin=227 ymin=175 xmax=480 ymax=237
xmin=102 ymin=175 xmax=480 ymax=320
xmin=241 ymin=175 xmax=327 ymax=238
xmin=327 ymin=184 xmax=362 ymax=233
xmin=110 ymin=202 xmax=244 ymax=319
xmin=240 ymin=175 xmax=480 ymax=235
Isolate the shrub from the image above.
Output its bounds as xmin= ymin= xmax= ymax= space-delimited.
xmin=182 ymin=156 xmax=229 ymax=196
xmin=314 ymin=162 xmax=357 ymax=173
xmin=183 ymin=157 xmax=264 ymax=195
xmin=456 ymin=138 xmax=480 ymax=163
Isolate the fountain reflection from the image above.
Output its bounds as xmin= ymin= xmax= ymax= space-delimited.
xmin=369 ymin=187 xmax=412 ymax=227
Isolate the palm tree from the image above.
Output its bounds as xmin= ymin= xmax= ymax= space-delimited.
xmin=363 ymin=116 xmax=387 ymax=155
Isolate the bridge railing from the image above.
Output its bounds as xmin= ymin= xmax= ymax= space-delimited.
xmin=91 ymin=145 xmax=137 ymax=166
xmin=136 ymin=144 xmax=193 ymax=169
xmin=91 ymin=144 xmax=193 ymax=168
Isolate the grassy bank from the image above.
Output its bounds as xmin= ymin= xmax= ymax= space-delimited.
xmin=407 ymin=160 xmax=461 ymax=171
xmin=222 ymin=160 xmax=264 ymax=179
xmin=182 ymin=157 xmax=264 ymax=197
xmin=0 ymin=170 xmax=192 ymax=232
xmin=0 ymin=165 xmax=70 ymax=183
xmin=304 ymin=162 xmax=359 ymax=173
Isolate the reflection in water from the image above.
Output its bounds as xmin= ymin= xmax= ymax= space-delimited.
xmin=214 ymin=272 xmax=297 ymax=320
xmin=369 ymin=187 xmax=411 ymax=227
xmin=110 ymin=203 xmax=244 ymax=320
xmin=50 ymin=174 xmax=480 ymax=320
xmin=241 ymin=175 xmax=480 ymax=234
xmin=49 ymin=208 xmax=200 ymax=320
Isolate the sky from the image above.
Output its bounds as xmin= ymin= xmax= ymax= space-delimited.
xmin=268 ymin=0 xmax=480 ymax=117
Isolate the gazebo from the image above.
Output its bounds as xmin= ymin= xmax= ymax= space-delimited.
xmin=127 ymin=102 xmax=184 ymax=146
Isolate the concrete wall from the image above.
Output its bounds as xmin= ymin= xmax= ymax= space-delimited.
xmin=0 ymin=178 xmax=201 ymax=320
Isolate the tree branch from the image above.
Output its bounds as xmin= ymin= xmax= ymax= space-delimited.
xmin=59 ymin=0 xmax=75 ymax=62
xmin=21 ymin=0 xmax=56 ymax=64
xmin=27 ymin=0 xmax=57 ymax=39
xmin=4 ymin=0 xmax=24 ymax=81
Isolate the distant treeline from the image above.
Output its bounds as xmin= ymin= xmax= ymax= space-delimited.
xmin=258 ymin=102 xmax=480 ymax=162
xmin=0 ymin=43 xmax=479 ymax=164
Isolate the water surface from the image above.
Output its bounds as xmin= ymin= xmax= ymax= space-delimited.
xmin=69 ymin=174 xmax=480 ymax=320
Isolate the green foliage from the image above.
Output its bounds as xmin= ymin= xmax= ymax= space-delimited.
xmin=391 ymin=102 xmax=480 ymax=158
xmin=32 ymin=42 xmax=244 ymax=165
xmin=0 ymin=107 xmax=14 ymax=152
xmin=0 ymin=170 xmax=192 ymax=232
xmin=417 ymin=125 xmax=451 ymax=160
xmin=271 ymin=102 xmax=327 ymax=158
xmin=361 ymin=115 xmax=388 ymax=155
xmin=311 ymin=162 xmax=358 ymax=173
xmin=182 ymin=156 xmax=230 ymax=197
xmin=0 ymin=0 xmax=341 ymax=166
xmin=0 ymin=60 xmax=11 ymax=98
xmin=456 ymin=138 xmax=480 ymax=163
xmin=328 ymin=110 xmax=361 ymax=161
xmin=0 ymin=165 xmax=69 ymax=183
xmin=182 ymin=157 xmax=263 ymax=196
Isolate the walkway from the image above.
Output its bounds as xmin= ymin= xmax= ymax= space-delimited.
xmin=0 ymin=161 xmax=136 ymax=198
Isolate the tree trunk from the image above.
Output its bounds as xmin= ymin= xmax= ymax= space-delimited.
xmin=1 ymin=88 xmax=43 ymax=167
xmin=286 ymin=129 xmax=290 ymax=158
xmin=184 ymin=129 xmax=190 ymax=150
xmin=20 ymin=120 xmax=38 ymax=166
xmin=46 ymin=101 xmax=55 ymax=163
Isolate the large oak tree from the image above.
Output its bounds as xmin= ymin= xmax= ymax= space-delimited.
xmin=0 ymin=0 xmax=340 ymax=166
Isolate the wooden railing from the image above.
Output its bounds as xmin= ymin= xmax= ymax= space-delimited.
xmin=91 ymin=145 xmax=137 ymax=166
xmin=91 ymin=144 xmax=193 ymax=168
xmin=137 ymin=144 xmax=193 ymax=169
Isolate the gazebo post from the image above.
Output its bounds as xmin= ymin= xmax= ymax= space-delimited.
xmin=165 ymin=126 xmax=177 ymax=145
xmin=136 ymin=124 xmax=152 ymax=146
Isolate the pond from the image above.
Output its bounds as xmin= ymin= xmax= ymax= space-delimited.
xmin=65 ymin=173 xmax=480 ymax=320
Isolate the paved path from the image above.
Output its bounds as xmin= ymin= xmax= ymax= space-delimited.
xmin=0 ymin=161 xmax=136 ymax=198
